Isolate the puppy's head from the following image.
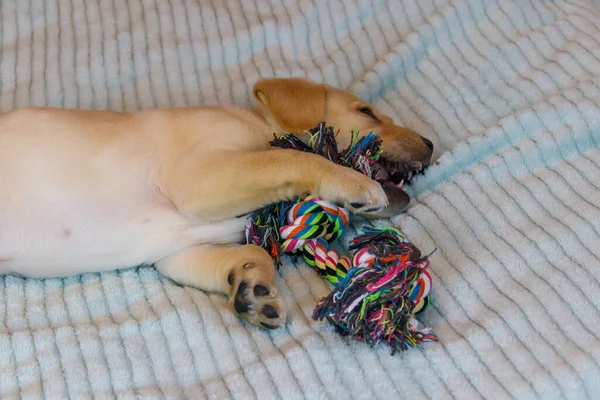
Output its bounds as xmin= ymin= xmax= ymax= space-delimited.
xmin=253 ymin=78 xmax=434 ymax=217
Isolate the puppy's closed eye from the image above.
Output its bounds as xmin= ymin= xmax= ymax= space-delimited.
xmin=358 ymin=107 xmax=375 ymax=118
xmin=359 ymin=107 xmax=381 ymax=122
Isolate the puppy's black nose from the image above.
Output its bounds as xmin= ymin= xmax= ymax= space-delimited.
xmin=422 ymin=137 xmax=434 ymax=151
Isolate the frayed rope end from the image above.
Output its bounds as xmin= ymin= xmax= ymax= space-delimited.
xmin=312 ymin=227 xmax=438 ymax=354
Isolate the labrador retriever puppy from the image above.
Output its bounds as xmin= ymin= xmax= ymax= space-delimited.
xmin=0 ymin=78 xmax=433 ymax=329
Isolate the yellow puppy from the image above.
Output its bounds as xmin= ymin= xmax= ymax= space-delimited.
xmin=0 ymin=78 xmax=432 ymax=329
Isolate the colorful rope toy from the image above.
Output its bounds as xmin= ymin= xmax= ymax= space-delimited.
xmin=246 ymin=123 xmax=437 ymax=353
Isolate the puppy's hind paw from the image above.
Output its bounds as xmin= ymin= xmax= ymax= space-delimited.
xmin=229 ymin=262 xmax=287 ymax=330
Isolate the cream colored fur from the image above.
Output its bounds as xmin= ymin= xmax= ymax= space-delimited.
xmin=0 ymin=78 xmax=432 ymax=329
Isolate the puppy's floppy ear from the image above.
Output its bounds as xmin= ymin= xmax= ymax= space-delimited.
xmin=253 ymin=78 xmax=326 ymax=134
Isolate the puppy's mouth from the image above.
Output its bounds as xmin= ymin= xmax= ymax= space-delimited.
xmin=372 ymin=159 xmax=427 ymax=189
xmin=365 ymin=158 xmax=429 ymax=218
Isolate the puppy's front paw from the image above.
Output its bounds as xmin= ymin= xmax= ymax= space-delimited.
xmin=228 ymin=262 xmax=287 ymax=330
xmin=317 ymin=165 xmax=388 ymax=215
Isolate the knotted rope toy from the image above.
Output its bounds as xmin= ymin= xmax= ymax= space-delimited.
xmin=246 ymin=123 xmax=437 ymax=353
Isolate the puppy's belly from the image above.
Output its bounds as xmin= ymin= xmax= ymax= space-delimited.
xmin=0 ymin=205 xmax=247 ymax=279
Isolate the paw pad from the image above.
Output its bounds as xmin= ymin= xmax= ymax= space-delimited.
xmin=253 ymin=284 xmax=269 ymax=297
xmin=229 ymin=271 xmax=287 ymax=330
xmin=261 ymin=304 xmax=279 ymax=319
xmin=233 ymin=281 xmax=250 ymax=314
xmin=350 ymin=202 xmax=366 ymax=209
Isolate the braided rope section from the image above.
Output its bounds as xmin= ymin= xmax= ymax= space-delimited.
xmin=279 ymin=198 xmax=351 ymax=284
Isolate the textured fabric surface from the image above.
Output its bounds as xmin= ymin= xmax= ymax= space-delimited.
xmin=1 ymin=0 xmax=600 ymax=399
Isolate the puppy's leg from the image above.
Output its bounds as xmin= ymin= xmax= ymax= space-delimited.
xmin=155 ymin=244 xmax=286 ymax=329
xmin=165 ymin=149 xmax=388 ymax=221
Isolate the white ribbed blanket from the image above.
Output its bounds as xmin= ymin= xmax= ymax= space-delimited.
xmin=1 ymin=0 xmax=600 ymax=398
